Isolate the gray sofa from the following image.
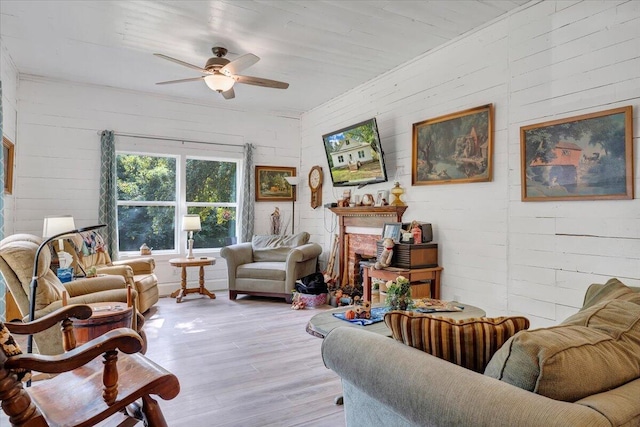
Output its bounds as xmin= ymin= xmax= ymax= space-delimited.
xmin=220 ymin=232 xmax=322 ymax=303
xmin=322 ymin=280 xmax=640 ymax=426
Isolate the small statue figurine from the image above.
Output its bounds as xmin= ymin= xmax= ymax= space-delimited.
xmin=374 ymin=237 xmax=395 ymax=269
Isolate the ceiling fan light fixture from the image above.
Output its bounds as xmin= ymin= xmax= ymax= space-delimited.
xmin=204 ymin=74 xmax=235 ymax=92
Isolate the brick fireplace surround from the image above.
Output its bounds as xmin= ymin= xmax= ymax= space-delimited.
xmin=328 ymin=206 xmax=407 ymax=288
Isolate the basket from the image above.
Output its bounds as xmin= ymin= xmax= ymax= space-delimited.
xmin=293 ymin=292 xmax=328 ymax=307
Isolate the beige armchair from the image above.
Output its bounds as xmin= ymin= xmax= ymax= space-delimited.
xmin=64 ymin=230 xmax=159 ymax=313
xmin=0 ymin=234 xmax=136 ymax=355
xmin=220 ymin=232 xmax=322 ymax=303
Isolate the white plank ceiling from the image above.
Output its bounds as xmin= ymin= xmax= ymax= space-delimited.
xmin=0 ymin=0 xmax=530 ymax=116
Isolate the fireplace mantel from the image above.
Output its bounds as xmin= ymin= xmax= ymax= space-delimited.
xmin=329 ymin=205 xmax=407 ymax=286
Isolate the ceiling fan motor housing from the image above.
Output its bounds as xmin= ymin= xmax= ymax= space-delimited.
xmin=205 ymin=57 xmax=229 ymax=72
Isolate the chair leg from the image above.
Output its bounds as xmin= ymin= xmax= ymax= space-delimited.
xmin=141 ymin=395 xmax=169 ymax=427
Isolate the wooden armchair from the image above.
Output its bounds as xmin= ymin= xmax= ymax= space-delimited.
xmin=0 ymin=304 xmax=180 ymax=427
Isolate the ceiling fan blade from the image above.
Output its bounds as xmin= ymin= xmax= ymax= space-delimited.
xmin=220 ymin=53 xmax=259 ymax=77
xmin=156 ymin=76 xmax=206 ymax=85
xmin=235 ymin=75 xmax=289 ymax=89
xmin=154 ymin=53 xmax=211 ymax=74
xmin=221 ymin=87 xmax=235 ymax=100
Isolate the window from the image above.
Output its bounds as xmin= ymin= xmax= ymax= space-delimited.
xmin=116 ymin=153 xmax=239 ymax=253
xmin=338 ymin=155 xmax=344 ymax=163
xmin=358 ymin=150 xmax=365 ymax=159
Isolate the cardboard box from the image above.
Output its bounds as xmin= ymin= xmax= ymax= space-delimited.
xmin=376 ymin=241 xmax=438 ymax=268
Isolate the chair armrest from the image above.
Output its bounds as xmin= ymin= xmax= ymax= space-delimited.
xmin=113 ymin=257 xmax=155 ymax=275
xmin=4 ymin=304 xmax=93 ymax=335
xmin=287 ymin=243 xmax=322 ymax=264
xmin=220 ymin=243 xmax=253 ymax=265
xmin=5 ymin=328 xmax=143 ymax=374
xmin=64 ymin=275 xmax=127 ymax=297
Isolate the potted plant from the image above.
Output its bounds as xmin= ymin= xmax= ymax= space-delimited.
xmin=385 ymin=276 xmax=413 ymax=311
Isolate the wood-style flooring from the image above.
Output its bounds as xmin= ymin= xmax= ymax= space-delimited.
xmin=3 ymin=294 xmax=346 ymax=427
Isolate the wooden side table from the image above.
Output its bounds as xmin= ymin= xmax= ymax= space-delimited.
xmin=169 ymin=257 xmax=216 ymax=303
xmin=73 ymin=302 xmax=134 ymax=346
xmin=362 ymin=265 xmax=443 ymax=302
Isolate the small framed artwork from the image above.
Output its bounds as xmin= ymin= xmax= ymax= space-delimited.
xmin=381 ymin=222 xmax=402 ymax=242
xmin=3 ymin=136 xmax=14 ymax=195
xmin=520 ymin=106 xmax=633 ymax=201
xmin=375 ymin=189 xmax=389 ymax=206
xmin=412 ymin=104 xmax=493 ymax=185
xmin=255 ymin=166 xmax=296 ymax=202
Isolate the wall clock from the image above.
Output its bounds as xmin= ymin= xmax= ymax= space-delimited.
xmin=308 ymin=166 xmax=323 ymax=209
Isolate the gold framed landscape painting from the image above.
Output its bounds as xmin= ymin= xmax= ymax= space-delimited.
xmin=255 ymin=166 xmax=296 ymax=202
xmin=520 ymin=106 xmax=633 ymax=202
xmin=412 ymin=104 xmax=493 ymax=185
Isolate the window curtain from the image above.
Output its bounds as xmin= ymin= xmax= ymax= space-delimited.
xmin=99 ymin=130 xmax=118 ymax=259
xmin=0 ymin=81 xmax=5 ymax=320
xmin=240 ymin=143 xmax=254 ymax=243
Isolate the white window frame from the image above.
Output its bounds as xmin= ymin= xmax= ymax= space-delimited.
xmin=115 ymin=148 xmax=241 ymax=256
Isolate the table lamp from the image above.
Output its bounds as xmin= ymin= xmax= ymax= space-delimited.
xmin=182 ymin=214 xmax=201 ymax=259
xmin=284 ymin=176 xmax=298 ymax=234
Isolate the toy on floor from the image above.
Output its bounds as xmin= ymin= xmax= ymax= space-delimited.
xmin=291 ymin=300 xmax=306 ymax=310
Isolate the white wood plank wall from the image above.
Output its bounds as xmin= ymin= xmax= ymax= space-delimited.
xmin=11 ymin=77 xmax=300 ymax=293
xmin=300 ymin=0 xmax=640 ymax=328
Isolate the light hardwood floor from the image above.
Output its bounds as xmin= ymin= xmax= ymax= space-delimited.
xmin=4 ymin=294 xmax=346 ymax=427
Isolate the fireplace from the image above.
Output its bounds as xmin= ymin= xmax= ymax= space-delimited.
xmin=329 ymin=206 xmax=407 ymax=288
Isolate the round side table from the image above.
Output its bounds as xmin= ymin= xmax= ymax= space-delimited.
xmin=169 ymin=257 xmax=216 ymax=303
xmin=73 ymin=302 xmax=133 ymax=346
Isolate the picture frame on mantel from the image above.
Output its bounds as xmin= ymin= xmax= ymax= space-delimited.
xmin=520 ymin=106 xmax=633 ymax=202
xmin=255 ymin=166 xmax=296 ymax=202
xmin=412 ymin=104 xmax=493 ymax=185
xmin=3 ymin=136 xmax=15 ymax=195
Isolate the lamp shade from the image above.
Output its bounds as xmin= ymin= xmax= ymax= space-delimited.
xmin=42 ymin=215 xmax=76 ymax=238
xmin=284 ymin=176 xmax=298 ymax=186
xmin=204 ymin=74 xmax=235 ymax=92
xmin=182 ymin=214 xmax=202 ymax=232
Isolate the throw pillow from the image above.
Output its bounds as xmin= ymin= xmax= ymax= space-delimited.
xmin=384 ymin=311 xmax=530 ymax=373
xmin=580 ymin=278 xmax=640 ymax=310
xmin=484 ymin=299 xmax=640 ymax=402
xmin=0 ymin=322 xmax=31 ymax=382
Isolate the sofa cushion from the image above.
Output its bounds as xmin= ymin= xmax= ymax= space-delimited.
xmin=251 ymin=232 xmax=310 ymax=262
xmin=581 ymin=278 xmax=640 ymax=310
xmin=237 ymin=262 xmax=287 ymax=281
xmin=484 ymin=299 xmax=640 ymax=402
xmin=384 ymin=311 xmax=530 ymax=373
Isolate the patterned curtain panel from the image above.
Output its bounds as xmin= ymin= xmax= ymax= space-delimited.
xmin=99 ymin=130 xmax=118 ymax=260
xmin=0 ymin=81 xmax=5 ymax=320
xmin=240 ymin=143 xmax=255 ymax=243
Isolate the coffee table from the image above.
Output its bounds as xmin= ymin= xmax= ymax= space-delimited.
xmin=306 ymin=302 xmax=486 ymax=339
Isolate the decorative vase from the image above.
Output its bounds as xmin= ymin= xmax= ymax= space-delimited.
xmin=385 ymin=275 xmax=413 ymax=311
xmin=390 ymin=181 xmax=406 ymax=206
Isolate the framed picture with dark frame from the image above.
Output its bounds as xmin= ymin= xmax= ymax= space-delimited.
xmin=520 ymin=106 xmax=633 ymax=202
xmin=255 ymin=166 xmax=296 ymax=202
xmin=412 ymin=104 xmax=493 ymax=185
xmin=3 ymin=136 xmax=14 ymax=195
xmin=381 ymin=222 xmax=402 ymax=243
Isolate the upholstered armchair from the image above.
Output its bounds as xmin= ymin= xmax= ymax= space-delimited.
xmin=220 ymin=232 xmax=322 ymax=303
xmin=64 ymin=230 xmax=159 ymax=313
xmin=0 ymin=234 xmax=136 ymax=355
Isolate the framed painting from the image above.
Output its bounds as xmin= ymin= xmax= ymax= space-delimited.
xmin=520 ymin=106 xmax=633 ymax=201
xmin=3 ymin=136 xmax=14 ymax=195
xmin=381 ymin=222 xmax=402 ymax=243
xmin=255 ymin=166 xmax=296 ymax=201
xmin=412 ymin=104 xmax=493 ymax=185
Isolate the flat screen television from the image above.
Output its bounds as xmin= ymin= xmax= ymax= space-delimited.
xmin=322 ymin=118 xmax=388 ymax=187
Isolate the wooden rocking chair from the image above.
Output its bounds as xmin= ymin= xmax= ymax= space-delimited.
xmin=0 ymin=304 xmax=180 ymax=427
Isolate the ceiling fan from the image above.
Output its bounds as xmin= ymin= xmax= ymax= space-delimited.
xmin=154 ymin=47 xmax=289 ymax=100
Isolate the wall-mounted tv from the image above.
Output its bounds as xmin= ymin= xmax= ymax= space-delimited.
xmin=322 ymin=118 xmax=388 ymax=187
